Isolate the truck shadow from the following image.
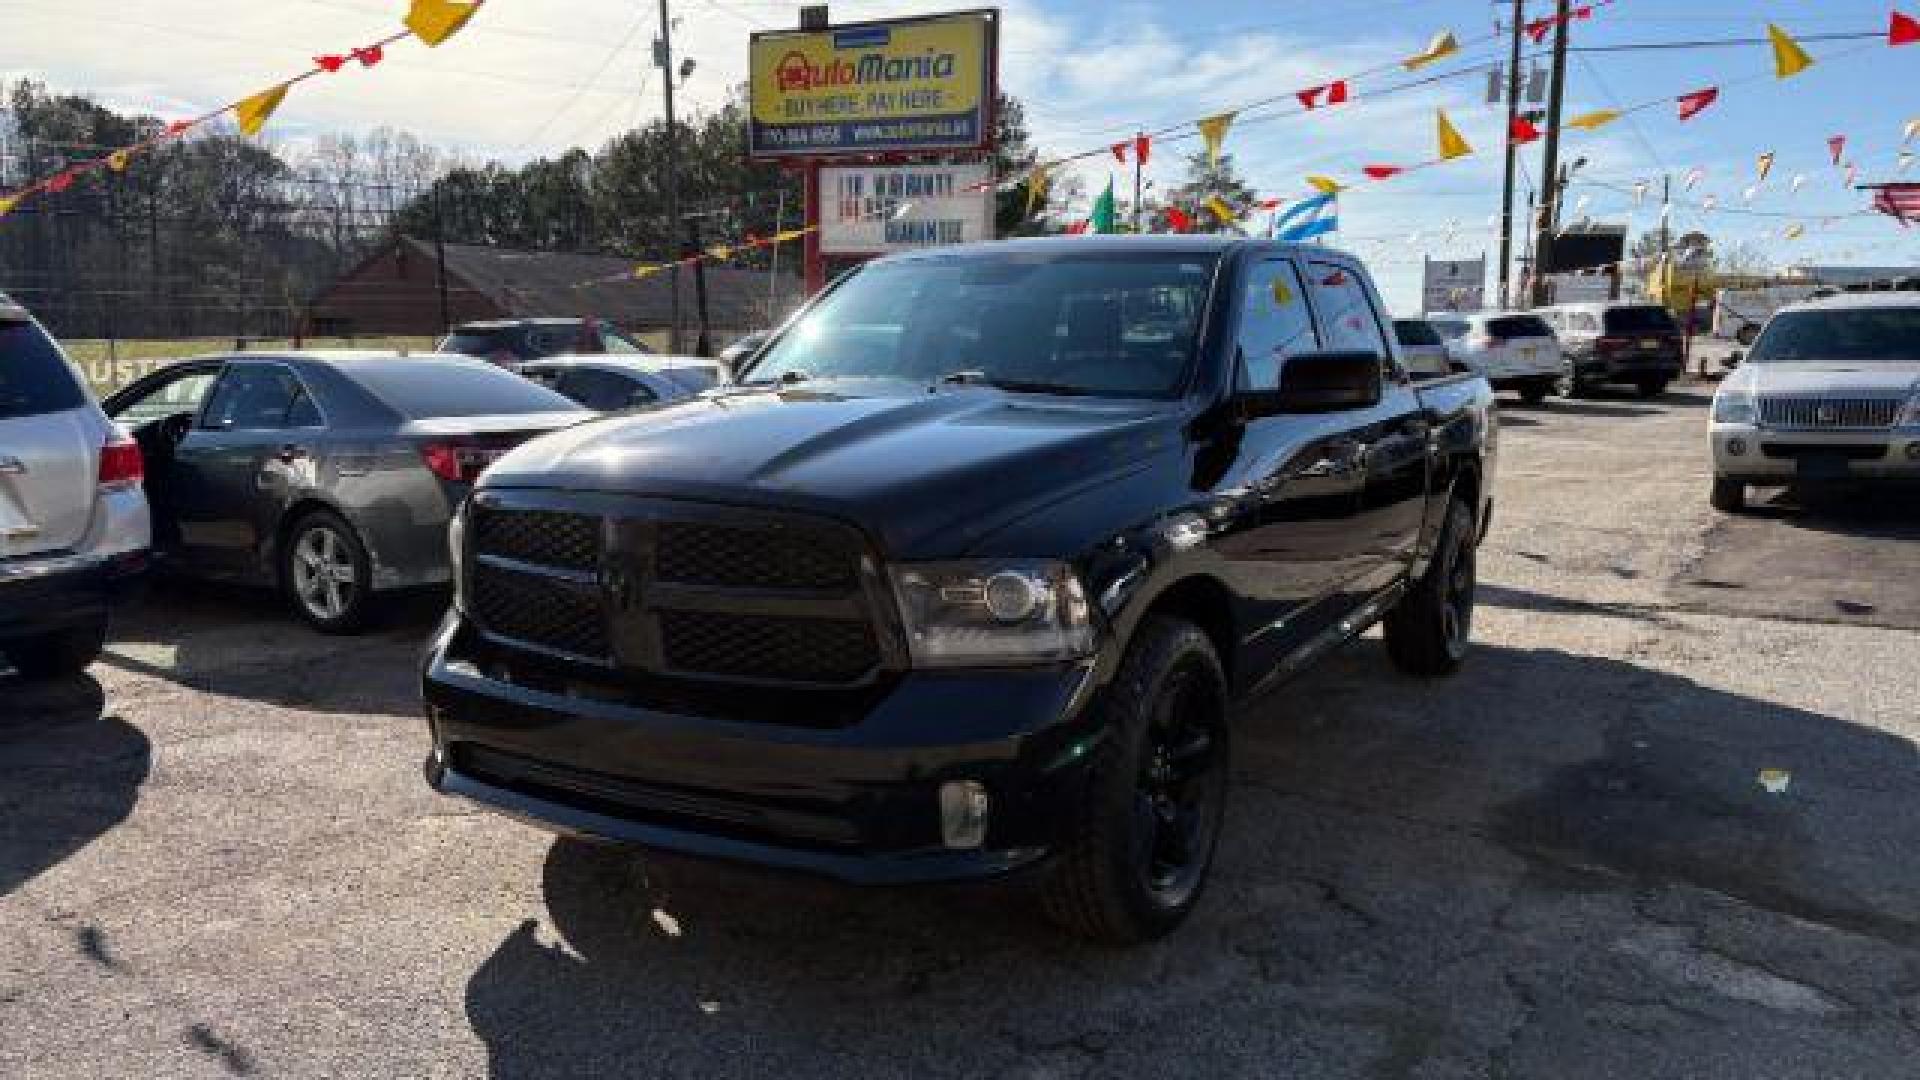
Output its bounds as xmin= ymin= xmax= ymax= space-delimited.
xmin=95 ymin=576 xmax=443 ymax=718
xmin=0 ymin=674 xmax=150 ymax=897
xmin=460 ymin=641 xmax=1920 ymax=1076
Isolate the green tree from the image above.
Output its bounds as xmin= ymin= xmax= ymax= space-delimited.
xmin=1163 ymin=151 xmax=1257 ymax=234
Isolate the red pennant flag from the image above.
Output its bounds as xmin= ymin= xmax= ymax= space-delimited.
xmin=1256 ymin=197 xmax=1284 ymax=210
xmin=1676 ymin=87 xmax=1719 ymax=122
xmin=1891 ymin=10 xmax=1920 ymax=46
xmin=46 ymin=172 xmax=75 ymax=193
xmin=315 ymin=54 xmax=347 ymax=72
xmin=1526 ymin=17 xmax=1554 ymax=43
xmin=1363 ymin=165 xmax=1404 ymax=180
xmin=353 ymin=44 xmax=384 ymax=67
xmin=1829 ymin=135 xmax=1848 ymax=165
xmin=1066 ymin=219 xmax=1089 ymax=235
xmin=1133 ymin=133 xmax=1151 ymax=166
xmin=1110 ymin=142 xmax=1127 ymax=164
xmin=1297 ymin=80 xmax=1349 ymax=110
xmin=1166 ymin=206 xmax=1193 ymax=233
xmin=165 ymin=120 xmax=192 ymax=135
xmin=1510 ymin=115 xmax=1541 ymax=145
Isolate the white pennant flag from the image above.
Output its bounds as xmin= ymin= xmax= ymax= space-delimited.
xmin=1790 ymin=173 xmax=1807 ymax=194
xmin=1632 ymin=180 xmax=1650 ymax=206
xmin=1683 ymin=167 xmax=1705 ymax=191
xmin=1742 ymin=185 xmax=1759 ymax=203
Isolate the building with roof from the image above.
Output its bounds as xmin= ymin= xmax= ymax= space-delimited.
xmin=307 ymin=236 xmax=799 ymax=341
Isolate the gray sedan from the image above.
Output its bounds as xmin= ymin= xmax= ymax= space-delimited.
xmin=519 ymin=355 xmax=722 ymax=412
xmin=103 ymin=352 xmax=585 ymax=633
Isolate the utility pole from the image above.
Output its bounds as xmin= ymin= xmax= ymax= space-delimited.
xmin=1529 ymin=0 xmax=1572 ymax=308
xmin=1497 ymin=0 xmax=1525 ymax=307
xmin=655 ymin=0 xmax=683 ymax=352
xmin=1131 ymin=129 xmax=1144 ymax=233
xmin=431 ymin=181 xmax=451 ymax=336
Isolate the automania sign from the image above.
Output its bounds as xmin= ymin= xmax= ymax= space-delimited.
xmin=748 ymin=10 xmax=997 ymax=159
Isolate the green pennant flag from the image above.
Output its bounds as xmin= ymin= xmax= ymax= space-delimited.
xmin=1090 ymin=177 xmax=1116 ymax=234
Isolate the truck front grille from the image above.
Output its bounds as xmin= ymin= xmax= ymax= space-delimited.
xmin=465 ymin=495 xmax=890 ymax=689
xmin=1756 ymin=396 xmax=1900 ymax=430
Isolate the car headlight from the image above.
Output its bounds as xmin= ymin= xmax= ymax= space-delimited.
xmin=890 ymin=560 xmax=1095 ymax=667
xmin=1712 ymin=390 xmax=1756 ymax=424
xmin=448 ymin=498 xmax=469 ymax=613
xmin=1898 ymin=389 xmax=1920 ymax=426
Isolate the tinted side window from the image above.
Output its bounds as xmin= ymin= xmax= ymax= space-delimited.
xmin=1235 ymin=261 xmax=1319 ymax=390
xmin=1307 ymin=263 xmax=1390 ymax=355
xmin=559 ymin=368 xmax=643 ymax=411
xmin=199 ymin=366 xmax=303 ymax=430
xmin=353 ymin=359 xmax=580 ymax=418
xmin=0 ymin=319 xmax=86 ymax=419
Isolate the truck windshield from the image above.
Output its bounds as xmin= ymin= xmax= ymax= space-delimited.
xmin=744 ymin=252 xmax=1219 ymax=398
xmin=1748 ymin=307 xmax=1920 ymax=365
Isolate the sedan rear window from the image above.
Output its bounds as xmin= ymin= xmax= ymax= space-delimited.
xmin=1487 ymin=316 xmax=1552 ymax=339
xmin=441 ymin=326 xmax=580 ymax=362
xmin=350 ymin=358 xmax=581 ymax=417
xmin=0 ymin=319 xmax=87 ymax=419
xmin=1603 ymin=306 xmax=1678 ymax=335
xmin=1394 ymin=319 xmax=1443 ymax=348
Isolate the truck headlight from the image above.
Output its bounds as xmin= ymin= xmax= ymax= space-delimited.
xmin=1712 ymin=390 xmax=1756 ymax=425
xmin=448 ymin=498 xmax=469 ymax=613
xmin=890 ymin=560 xmax=1095 ymax=667
xmin=1898 ymin=390 xmax=1920 ymax=426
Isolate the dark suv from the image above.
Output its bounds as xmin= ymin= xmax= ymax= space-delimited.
xmin=1537 ymin=302 xmax=1683 ymax=397
xmin=420 ymin=238 xmax=1498 ymax=943
xmin=438 ymin=318 xmax=653 ymax=369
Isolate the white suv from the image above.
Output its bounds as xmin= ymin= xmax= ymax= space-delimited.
xmin=1428 ymin=311 xmax=1568 ymax=405
xmin=0 ymin=295 xmax=150 ymax=679
xmin=1709 ymin=293 xmax=1920 ymax=512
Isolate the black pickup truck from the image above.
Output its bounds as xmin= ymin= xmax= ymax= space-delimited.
xmin=421 ymin=237 xmax=1498 ymax=943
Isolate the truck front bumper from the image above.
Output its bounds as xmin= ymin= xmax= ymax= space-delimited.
xmin=420 ymin=612 xmax=1106 ymax=884
xmin=1711 ymin=423 xmax=1920 ymax=482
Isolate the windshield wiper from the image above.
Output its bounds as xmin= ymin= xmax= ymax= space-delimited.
xmin=936 ymin=370 xmax=1090 ymax=396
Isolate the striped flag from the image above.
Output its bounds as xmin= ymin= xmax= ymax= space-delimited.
xmin=1272 ymin=192 xmax=1338 ymax=242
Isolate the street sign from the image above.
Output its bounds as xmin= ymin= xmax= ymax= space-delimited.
xmin=747 ymin=10 xmax=998 ymax=160
xmin=1422 ymin=256 xmax=1486 ymax=313
xmin=818 ymin=163 xmax=994 ymax=254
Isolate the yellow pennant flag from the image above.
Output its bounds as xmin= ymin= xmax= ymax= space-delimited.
xmin=1436 ymin=110 xmax=1472 ymax=160
xmin=1404 ymin=30 xmax=1460 ymax=70
xmin=1905 ymin=119 xmax=1919 ymax=144
xmin=633 ymin=264 xmax=664 ymax=278
xmin=1565 ymin=109 xmax=1621 ymax=131
xmin=1767 ymin=23 xmax=1814 ymax=79
xmin=1306 ymin=175 xmax=1345 ymax=195
xmin=706 ymin=245 xmax=732 ymax=261
xmin=234 ymin=83 xmax=289 ymax=137
xmin=1756 ymin=152 xmax=1775 ymax=184
xmin=407 ymin=0 xmax=482 ymax=47
xmin=1783 ymin=223 xmax=1805 ymax=240
xmin=1197 ymin=113 xmax=1235 ymax=167
xmin=774 ymin=228 xmax=810 ymax=243
xmin=1205 ymin=196 xmax=1237 ymax=223
xmin=0 ymin=194 xmax=17 ymax=218
xmin=107 ymin=149 xmax=132 ymax=172
xmin=1024 ymin=165 xmax=1050 ymax=216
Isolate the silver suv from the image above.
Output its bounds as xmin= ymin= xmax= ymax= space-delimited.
xmin=0 ymin=295 xmax=150 ymax=679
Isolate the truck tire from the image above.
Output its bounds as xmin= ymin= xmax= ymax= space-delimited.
xmin=1636 ymin=377 xmax=1670 ymax=399
xmin=282 ymin=508 xmax=378 ymax=634
xmin=1518 ymin=380 xmax=1551 ymax=406
xmin=1040 ymin=616 xmax=1229 ymax=945
xmin=1710 ymin=476 xmax=1746 ymax=514
xmin=1384 ymin=496 xmax=1476 ymax=679
xmin=4 ymin=618 xmax=108 ymax=680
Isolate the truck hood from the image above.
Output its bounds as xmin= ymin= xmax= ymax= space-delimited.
xmin=1738 ymin=364 xmax=1920 ymax=398
xmin=480 ymin=380 xmax=1183 ymax=557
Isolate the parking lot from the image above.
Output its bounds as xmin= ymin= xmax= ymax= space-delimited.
xmin=6 ymin=375 xmax=1920 ymax=1078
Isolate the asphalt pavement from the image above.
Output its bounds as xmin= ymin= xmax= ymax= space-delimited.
xmin=5 ymin=376 xmax=1920 ymax=1079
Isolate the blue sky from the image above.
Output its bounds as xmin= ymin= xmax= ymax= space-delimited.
xmin=7 ymin=0 xmax=1919 ymax=308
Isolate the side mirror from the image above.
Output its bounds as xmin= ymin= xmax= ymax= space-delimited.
xmin=1237 ymin=350 xmax=1385 ymax=419
xmin=1723 ymin=349 xmax=1744 ymax=370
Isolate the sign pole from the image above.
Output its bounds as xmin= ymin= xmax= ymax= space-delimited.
xmin=803 ymin=160 xmax=826 ymax=296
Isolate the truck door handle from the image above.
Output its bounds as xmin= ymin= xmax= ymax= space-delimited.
xmin=274 ymin=444 xmax=309 ymax=463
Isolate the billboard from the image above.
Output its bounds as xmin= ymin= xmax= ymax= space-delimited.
xmin=748 ymin=10 xmax=997 ymax=159
xmin=819 ymin=163 xmax=994 ymax=254
xmin=1547 ymin=226 xmax=1626 ymax=274
xmin=1422 ymin=257 xmax=1486 ymax=313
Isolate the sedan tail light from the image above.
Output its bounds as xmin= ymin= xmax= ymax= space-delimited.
xmin=98 ymin=435 xmax=144 ymax=491
xmin=420 ymin=442 xmax=503 ymax=484
xmin=1596 ymin=336 xmax=1630 ymax=353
